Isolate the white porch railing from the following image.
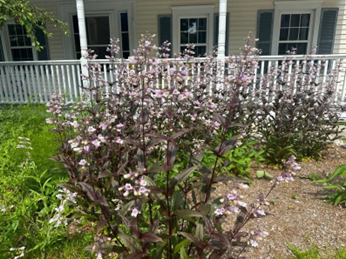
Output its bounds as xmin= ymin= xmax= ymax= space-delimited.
xmin=1 ymin=55 xmax=346 ymax=104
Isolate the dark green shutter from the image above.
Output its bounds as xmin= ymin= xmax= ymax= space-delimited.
xmin=158 ymin=15 xmax=172 ymax=57
xmin=0 ymin=35 xmax=4 ymax=61
xmin=35 ymin=24 xmax=50 ymax=60
xmin=256 ymin=10 xmax=274 ymax=55
xmin=317 ymin=8 xmax=338 ymax=54
xmin=214 ymin=13 xmax=229 ymax=56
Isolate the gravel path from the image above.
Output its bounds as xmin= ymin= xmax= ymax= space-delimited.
xmin=214 ymin=143 xmax=346 ymax=258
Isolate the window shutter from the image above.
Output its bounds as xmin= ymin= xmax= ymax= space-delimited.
xmin=317 ymin=8 xmax=338 ymax=54
xmin=214 ymin=13 xmax=229 ymax=56
xmin=256 ymin=10 xmax=274 ymax=55
xmin=158 ymin=15 xmax=172 ymax=57
xmin=35 ymin=25 xmax=50 ymax=60
xmin=0 ymin=35 xmax=4 ymax=61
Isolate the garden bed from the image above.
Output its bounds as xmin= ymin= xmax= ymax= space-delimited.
xmin=214 ymin=143 xmax=346 ymax=258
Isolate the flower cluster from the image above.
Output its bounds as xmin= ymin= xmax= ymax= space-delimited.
xmin=9 ymin=246 xmax=25 ymax=259
xmin=49 ymin=188 xmax=77 ymax=227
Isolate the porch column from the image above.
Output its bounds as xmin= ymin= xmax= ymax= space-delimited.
xmin=76 ymin=0 xmax=89 ymax=84
xmin=217 ymin=0 xmax=227 ymax=60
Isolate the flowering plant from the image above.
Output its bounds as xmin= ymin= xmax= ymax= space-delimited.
xmin=47 ymin=33 xmax=301 ymax=258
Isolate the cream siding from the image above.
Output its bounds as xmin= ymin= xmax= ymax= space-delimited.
xmin=27 ymin=0 xmax=346 ymax=59
xmin=136 ymin=0 xmax=346 ymax=55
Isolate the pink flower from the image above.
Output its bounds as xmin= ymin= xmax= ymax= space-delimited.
xmin=237 ymin=200 xmax=247 ymax=207
xmin=87 ymin=126 xmax=96 ymax=133
xmin=79 ymin=159 xmax=87 ymax=166
xmin=91 ymin=140 xmax=101 ymax=148
xmin=131 ymin=208 xmax=139 ymax=217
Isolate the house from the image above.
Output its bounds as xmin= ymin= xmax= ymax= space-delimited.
xmin=0 ymin=0 xmax=346 ymax=104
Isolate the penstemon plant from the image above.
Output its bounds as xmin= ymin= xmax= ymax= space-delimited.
xmin=47 ymin=33 xmax=301 ymax=258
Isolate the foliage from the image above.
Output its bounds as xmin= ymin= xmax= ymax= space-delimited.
xmin=48 ymin=33 xmax=300 ymax=258
xmin=202 ymin=135 xmax=265 ymax=178
xmin=249 ymin=48 xmax=345 ymax=163
xmin=314 ymin=164 xmax=346 ymax=206
xmin=277 ymin=243 xmax=346 ymax=259
xmin=0 ymin=104 xmax=93 ymax=258
xmin=0 ymin=0 xmax=68 ymax=51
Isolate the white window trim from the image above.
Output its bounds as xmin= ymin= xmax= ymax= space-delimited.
xmin=2 ymin=21 xmax=38 ymax=61
xmin=271 ymin=0 xmax=323 ymax=55
xmin=0 ymin=29 xmax=9 ymax=61
xmin=58 ymin=0 xmax=135 ymax=60
xmin=171 ymin=5 xmax=215 ymax=54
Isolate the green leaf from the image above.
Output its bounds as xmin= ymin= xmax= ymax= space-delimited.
xmin=180 ymin=247 xmax=189 ymax=259
xmin=169 ymin=165 xmax=197 ymax=189
xmin=256 ymin=170 xmax=265 ymax=178
xmin=196 ymin=223 xmax=204 ymax=241
xmin=174 ymin=209 xmax=203 ymax=218
xmin=173 ymin=239 xmax=191 ymax=254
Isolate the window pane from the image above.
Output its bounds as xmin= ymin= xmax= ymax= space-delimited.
xmin=280 ymin=28 xmax=289 ymax=41
xmin=123 ymin=51 xmax=130 ymax=59
xmin=188 ymin=19 xmax=197 ymax=34
xmin=15 ymin=25 xmax=24 ymax=35
xmin=8 ymin=25 xmax=16 ymax=35
xmin=120 ymin=13 xmax=128 ymax=32
xmin=287 ymin=43 xmax=298 ymax=52
xmin=122 ymin=33 xmax=129 ymax=51
xmin=10 ymin=36 xmax=18 ymax=47
xmin=198 ymin=31 xmax=206 ymax=43
xmin=180 ymin=19 xmax=188 ymax=31
xmin=181 ymin=32 xmax=188 ymax=44
xmin=17 ymin=36 xmax=25 ymax=46
xmin=289 ymin=28 xmax=299 ymax=40
xmin=300 ymin=14 xmax=310 ymax=27
xmin=299 ymin=28 xmax=309 ymax=40
xmin=189 ymin=33 xmax=197 ymax=43
xmin=93 ymin=47 xmax=108 ymax=59
xmin=290 ymin=14 xmax=300 ymax=27
xmin=195 ymin=46 xmax=206 ymax=57
xmin=198 ymin=18 xmax=207 ymax=30
xmin=297 ymin=43 xmax=307 ymax=54
xmin=86 ymin=17 xmax=110 ymax=45
xmin=281 ymin=15 xmax=290 ymax=27
xmin=25 ymin=37 xmax=31 ymax=46
xmin=180 ymin=46 xmax=185 ymax=53
xmin=278 ymin=43 xmax=288 ymax=55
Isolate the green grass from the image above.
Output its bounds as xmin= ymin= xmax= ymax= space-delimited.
xmin=0 ymin=104 xmax=96 ymax=259
xmin=277 ymin=244 xmax=346 ymax=259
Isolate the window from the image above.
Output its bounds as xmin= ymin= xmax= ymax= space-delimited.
xmin=72 ymin=15 xmax=110 ymax=59
xmin=180 ymin=18 xmax=207 ymax=56
xmin=171 ymin=5 xmax=214 ymax=56
xmin=8 ymin=24 xmax=34 ymax=61
xmin=271 ymin=1 xmax=323 ymax=55
xmin=278 ymin=13 xmax=311 ymax=55
xmin=120 ymin=13 xmax=130 ymax=58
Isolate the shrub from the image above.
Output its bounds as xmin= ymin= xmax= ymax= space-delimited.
xmin=48 ymin=33 xmax=300 ymax=258
xmin=250 ymin=49 xmax=345 ymax=163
